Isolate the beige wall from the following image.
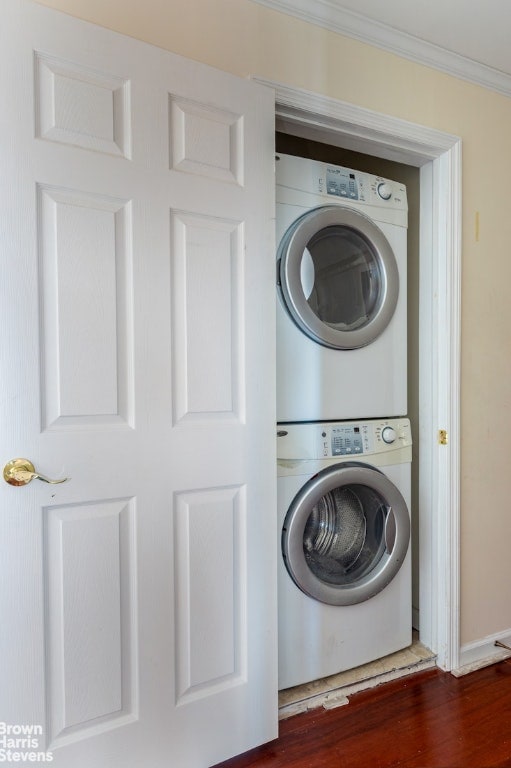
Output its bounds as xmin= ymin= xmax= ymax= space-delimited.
xmin=36 ymin=0 xmax=511 ymax=647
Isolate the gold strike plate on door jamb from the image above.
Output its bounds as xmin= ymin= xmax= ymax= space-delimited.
xmin=439 ymin=429 xmax=449 ymax=446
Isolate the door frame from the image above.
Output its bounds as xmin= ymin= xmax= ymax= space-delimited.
xmin=255 ymin=78 xmax=461 ymax=671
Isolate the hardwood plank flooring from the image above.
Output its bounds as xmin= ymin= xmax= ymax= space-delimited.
xmin=213 ymin=661 xmax=511 ymax=767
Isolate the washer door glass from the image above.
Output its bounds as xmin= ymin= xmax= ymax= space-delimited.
xmin=282 ymin=463 xmax=410 ymax=606
xmin=278 ymin=205 xmax=399 ymax=349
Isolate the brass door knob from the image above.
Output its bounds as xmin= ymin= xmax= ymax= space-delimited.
xmin=3 ymin=458 xmax=68 ymax=486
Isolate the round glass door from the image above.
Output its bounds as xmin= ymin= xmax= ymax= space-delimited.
xmin=278 ymin=205 xmax=399 ymax=349
xmin=282 ymin=463 xmax=410 ymax=606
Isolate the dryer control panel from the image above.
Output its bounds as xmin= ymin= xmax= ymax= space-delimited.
xmin=276 ymin=418 xmax=412 ymax=461
xmin=276 ymin=153 xmax=408 ymax=222
xmin=325 ymin=167 xmax=360 ymax=200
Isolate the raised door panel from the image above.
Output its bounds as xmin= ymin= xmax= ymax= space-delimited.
xmin=35 ymin=52 xmax=131 ymax=157
xmin=38 ymin=186 xmax=134 ymax=430
xmin=174 ymin=486 xmax=246 ymax=703
xmin=171 ymin=211 xmax=244 ymax=424
xmin=44 ymin=500 xmax=137 ymax=748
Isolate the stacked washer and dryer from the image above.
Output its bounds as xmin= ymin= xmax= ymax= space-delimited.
xmin=276 ymin=153 xmax=412 ymax=690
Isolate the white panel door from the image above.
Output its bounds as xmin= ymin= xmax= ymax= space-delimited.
xmin=0 ymin=2 xmax=277 ymax=766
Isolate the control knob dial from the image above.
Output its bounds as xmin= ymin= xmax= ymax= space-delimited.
xmin=381 ymin=426 xmax=396 ymax=444
xmin=377 ymin=182 xmax=393 ymax=200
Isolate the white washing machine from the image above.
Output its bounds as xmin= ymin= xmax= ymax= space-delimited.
xmin=276 ymin=153 xmax=408 ymax=423
xmin=277 ymin=417 xmax=412 ymax=690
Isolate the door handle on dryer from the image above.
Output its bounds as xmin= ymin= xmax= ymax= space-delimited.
xmin=384 ymin=507 xmax=397 ymax=552
xmin=3 ymin=458 xmax=68 ymax=487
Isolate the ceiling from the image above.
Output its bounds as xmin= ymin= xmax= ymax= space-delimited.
xmin=253 ymin=0 xmax=511 ymax=96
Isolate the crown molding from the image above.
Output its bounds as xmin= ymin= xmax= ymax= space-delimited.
xmin=251 ymin=0 xmax=511 ymax=98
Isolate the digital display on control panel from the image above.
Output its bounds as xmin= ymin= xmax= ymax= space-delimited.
xmin=326 ymin=168 xmax=359 ymax=200
xmin=331 ymin=425 xmax=364 ymax=455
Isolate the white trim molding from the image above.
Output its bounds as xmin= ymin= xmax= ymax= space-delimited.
xmin=251 ymin=0 xmax=511 ymax=98
xmin=418 ymin=143 xmax=462 ymax=672
xmin=260 ymin=80 xmax=457 ymax=166
xmin=454 ymin=630 xmax=511 ymax=677
xmin=257 ymin=77 xmax=462 ymax=670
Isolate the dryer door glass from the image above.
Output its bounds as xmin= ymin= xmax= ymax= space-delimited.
xmin=305 ymin=227 xmax=380 ymax=332
xmin=279 ymin=205 xmax=399 ymax=350
xmin=282 ymin=463 xmax=410 ymax=606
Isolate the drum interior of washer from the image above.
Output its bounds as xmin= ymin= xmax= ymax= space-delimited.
xmin=303 ymin=484 xmax=387 ymax=585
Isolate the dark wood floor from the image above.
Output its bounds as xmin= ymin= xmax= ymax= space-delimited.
xmin=213 ymin=660 xmax=511 ymax=767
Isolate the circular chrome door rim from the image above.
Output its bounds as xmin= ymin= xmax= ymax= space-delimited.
xmin=278 ymin=205 xmax=399 ymax=350
xmin=282 ymin=463 xmax=410 ymax=606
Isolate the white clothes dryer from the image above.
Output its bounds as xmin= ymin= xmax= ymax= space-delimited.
xmin=277 ymin=417 xmax=412 ymax=690
xmin=276 ymin=153 xmax=408 ymax=422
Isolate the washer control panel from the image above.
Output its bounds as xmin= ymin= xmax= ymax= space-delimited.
xmin=330 ymin=424 xmax=368 ymax=455
xmin=277 ymin=418 xmax=412 ymax=460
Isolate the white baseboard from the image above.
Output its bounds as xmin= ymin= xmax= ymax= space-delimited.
xmin=453 ymin=630 xmax=511 ymax=677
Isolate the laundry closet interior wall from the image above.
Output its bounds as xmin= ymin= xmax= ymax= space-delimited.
xmin=276 ymin=131 xmax=421 ymax=629
xmin=35 ymin=0 xmax=511 ymax=654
